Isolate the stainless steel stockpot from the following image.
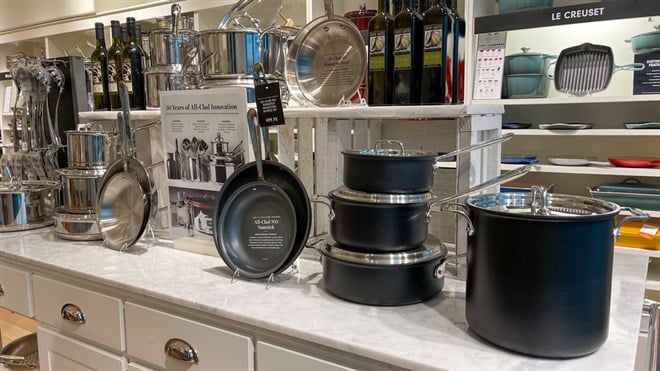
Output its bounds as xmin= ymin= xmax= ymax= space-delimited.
xmin=56 ymin=168 xmax=106 ymax=214
xmin=149 ymin=29 xmax=198 ymax=67
xmin=198 ymin=29 xmax=260 ymax=80
xmin=0 ymin=180 xmax=59 ymax=232
xmin=66 ymin=130 xmax=118 ymax=169
xmin=144 ymin=68 xmax=189 ymax=109
xmin=53 ymin=207 xmax=101 ymax=241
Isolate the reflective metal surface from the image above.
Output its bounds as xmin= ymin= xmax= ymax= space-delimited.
xmin=66 ymin=130 xmax=118 ymax=169
xmin=53 ymin=207 xmax=101 ymax=241
xmin=56 ymin=168 xmax=105 ymax=214
xmin=97 ymin=172 xmax=148 ymax=250
xmin=0 ymin=180 xmax=58 ymax=232
xmin=320 ymin=234 xmax=445 ymax=266
xmin=198 ymin=29 xmax=260 ymax=79
xmin=330 ymin=186 xmax=433 ymax=204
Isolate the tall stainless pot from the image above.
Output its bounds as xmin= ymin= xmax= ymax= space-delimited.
xmin=198 ymin=29 xmax=260 ymax=80
xmin=66 ymin=130 xmax=118 ymax=168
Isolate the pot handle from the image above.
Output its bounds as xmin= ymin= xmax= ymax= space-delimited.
xmin=613 ymin=63 xmax=646 ymax=72
xmin=374 ymin=140 xmax=405 ymax=153
xmin=217 ymin=0 xmax=252 ymax=29
xmin=171 ymin=3 xmax=181 ymax=34
xmin=311 ymin=195 xmax=335 ymax=220
xmin=435 ymin=165 xmax=531 ymax=204
xmin=324 ymin=0 xmax=335 ymax=18
xmin=614 ymin=207 xmax=651 ymax=239
xmin=434 ymin=132 xmax=514 ymax=164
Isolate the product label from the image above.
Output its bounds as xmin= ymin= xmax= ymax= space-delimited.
xmin=633 ymin=51 xmax=660 ymax=95
xmin=107 ymin=59 xmax=118 ymax=92
xmin=369 ymin=31 xmax=386 ymax=72
xmin=423 ymin=24 xmax=443 ymax=68
xmin=394 ymin=28 xmax=412 ymax=70
xmin=92 ymin=61 xmax=103 ymax=93
xmin=122 ymin=59 xmax=133 ymax=92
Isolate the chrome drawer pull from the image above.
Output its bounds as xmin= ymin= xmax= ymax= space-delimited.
xmin=164 ymin=338 xmax=199 ymax=364
xmin=60 ymin=303 xmax=86 ymax=324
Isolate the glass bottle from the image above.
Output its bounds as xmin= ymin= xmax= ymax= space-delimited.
xmin=392 ymin=0 xmax=423 ymax=105
xmin=368 ymin=0 xmax=394 ymax=106
xmin=107 ymin=20 xmax=122 ymax=110
xmin=420 ymin=0 xmax=449 ymax=104
xmin=121 ymin=26 xmax=128 ymax=48
xmin=392 ymin=0 xmax=403 ymax=15
xmin=122 ymin=17 xmax=146 ymax=109
xmin=90 ymin=22 xmax=110 ymax=111
xmin=448 ymin=0 xmax=465 ymax=104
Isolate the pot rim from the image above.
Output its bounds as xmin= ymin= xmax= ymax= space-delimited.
xmin=342 ymin=148 xmax=438 ymax=159
xmin=329 ymin=186 xmax=433 ymax=204
xmin=198 ymin=29 xmax=259 ymax=36
xmin=0 ymin=180 xmax=59 ymax=193
xmin=54 ymin=208 xmax=97 ymax=222
xmin=56 ymin=168 xmax=106 ymax=178
xmin=466 ymin=191 xmax=621 ymax=219
xmin=320 ymin=234 xmax=446 ymax=265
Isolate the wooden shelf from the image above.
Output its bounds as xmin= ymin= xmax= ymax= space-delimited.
xmin=501 ymin=163 xmax=660 ymax=177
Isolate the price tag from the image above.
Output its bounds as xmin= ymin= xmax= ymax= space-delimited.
xmin=639 ymin=224 xmax=660 ymax=240
xmin=255 ymin=82 xmax=285 ymax=127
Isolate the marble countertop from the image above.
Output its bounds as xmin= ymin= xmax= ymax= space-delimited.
xmin=0 ymin=229 xmax=650 ymax=371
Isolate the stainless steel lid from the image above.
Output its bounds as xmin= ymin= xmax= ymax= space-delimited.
xmin=320 ymin=234 xmax=446 ymax=266
xmin=329 ymin=186 xmax=433 ymax=205
xmin=467 ymin=185 xmax=620 ymax=218
xmin=342 ymin=139 xmax=437 ymax=159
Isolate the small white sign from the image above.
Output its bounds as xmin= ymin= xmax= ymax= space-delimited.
xmin=473 ymin=32 xmax=507 ymax=100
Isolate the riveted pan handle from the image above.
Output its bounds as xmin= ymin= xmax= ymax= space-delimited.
xmin=614 ymin=207 xmax=651 ymax=239
xmin=435 ymin=132 xmax=514 ymax=164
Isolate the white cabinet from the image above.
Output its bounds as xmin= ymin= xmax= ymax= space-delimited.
xmin=256 ymin=342 xmax=357 ymax=371
xmin=37 ymin=324 xmax=127 ymax=371
xmin=32 ymin=274 xmax=125 ymax=351
xmin=0 ymin=262 xmax=34 ymax=317
xmin=124 ymin=302 xmax=254 ymax=371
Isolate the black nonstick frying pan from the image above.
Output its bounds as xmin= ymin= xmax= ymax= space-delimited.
xmin=214 ymin=109 xmax=300 ymax=279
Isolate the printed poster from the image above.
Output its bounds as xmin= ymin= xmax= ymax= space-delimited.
xmin=160 ymin=89 xmax=250 ymax=253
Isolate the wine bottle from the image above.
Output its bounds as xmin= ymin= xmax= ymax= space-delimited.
xmin=122 ymin=17 xmax=146 ymax=109
xmin=135 ymin=24 xmax=150 ymax=69
xmin=448 ymin=0 xmax=465 ymax=104
xmin=121 ymin=25 xmax=128 ymax=47
xmin=90 ymin=22 xmax=110 ymax=111
xmin=392 ymin=0 xmax=423 ymax=105
xmin=368 ymin=0 xmax=394 ymax=106
xmin=420 ymin=0 xmax=448 ymax=104
xmin=392 ymin=0 xmax=403 ymax=15
xmin=107 ymin=20 xmax=122 ymax=110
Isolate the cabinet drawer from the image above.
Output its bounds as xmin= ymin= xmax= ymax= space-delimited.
xmin=37 ymin=325 xmax=127 ymax=371
xmin=125 ymin=302 xmax=254 ymax=371
xmin=256 ymin=341 xmax=356 ymax=371
xmin=32 ymin=275 xmax=124 ymax=351
xmin=0 ymin=263 xmax=34 ymax=317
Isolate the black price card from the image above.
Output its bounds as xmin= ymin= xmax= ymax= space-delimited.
xmin=255 ymin=82 xmax=285 ymax=127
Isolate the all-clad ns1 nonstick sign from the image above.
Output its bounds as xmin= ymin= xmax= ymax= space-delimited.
xmin=214 ymin=109 xmax=298 ymax=279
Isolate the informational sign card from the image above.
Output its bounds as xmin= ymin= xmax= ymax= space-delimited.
xmin=473 ymin=32 xmax=507 ymax=100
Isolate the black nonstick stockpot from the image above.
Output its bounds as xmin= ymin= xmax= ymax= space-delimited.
xmin=463 ymin=186 xmax=650 ymax=358
xmin=316 ymin=234 xmax=447 ymax=306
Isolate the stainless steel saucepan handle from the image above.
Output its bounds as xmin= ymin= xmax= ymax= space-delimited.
xmin=218 ymin=0 xmax=252 ymax=29
xmin=435 ymin=132 xmax=514 ymax=163
xmin=433 ymin=165 xmax=531 ymax=205
xmin=614 ymin=207 xmax=651 ymax=239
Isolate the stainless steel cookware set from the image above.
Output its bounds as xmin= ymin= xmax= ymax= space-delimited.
xmin=53 ymin=129 xmax=119 ymax=240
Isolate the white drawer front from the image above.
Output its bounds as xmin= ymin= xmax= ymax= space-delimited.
xmin=128 ymin=363 xmax=155 ymax=371
xmin=37 ymin=325 xmax=127 ymax=371
xmin=125 ymin=302 xmax=254 ymax=371
xmin=0 ymin=263 xmax=34 ymax=317
xmin=257 ymin=342 xmax=356 ymax=371
xmin=32 ymin=275 xmax=125 ymax=351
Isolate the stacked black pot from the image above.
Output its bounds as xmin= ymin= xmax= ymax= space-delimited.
xmin=316 ymin=143 xmax=449 ymax=306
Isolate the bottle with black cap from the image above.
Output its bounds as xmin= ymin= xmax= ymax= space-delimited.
xmin=122 ymin=17 xmax=146 ymax=109
xmin=107 ymin=20 xmax=122 ymax=109
xmin=90 ymin=22 xmax=110 ymax=110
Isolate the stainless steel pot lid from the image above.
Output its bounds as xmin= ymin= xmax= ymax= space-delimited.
xmin=329 ymin=186 xmax=433 ymax=205
xmin=320 ymin=234 xmax=446 ymax=266
xmin=505 ymin=47 xmax=554 ymax=58
xmin=342 ymin=139 xmax=437 ymax=159
xmin=0 ymin=180 xmax=59 ymax=192
xmin=467 ymin=186 xmax=620 ymax=218
xmin=55 ymin=168 xmax=106 ymax=178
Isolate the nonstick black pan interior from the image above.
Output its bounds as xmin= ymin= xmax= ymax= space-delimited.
xmin=213 ymin=161 xmax=312 ymax=277
xmin=217 ymin=181 xmax=297 ymax=279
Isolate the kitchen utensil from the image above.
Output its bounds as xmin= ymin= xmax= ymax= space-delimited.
xmin=56 ymin=168 xmax=106 ymax=214
xmin=66 ymin=130 xmax=118 ymax=168
xmin=553 ymin=42 xmax=645 ymax=96
xmin=342 ymin=133 xmax=513 ymax=194
xmin=315 ymin=234 xmax=447 ymax=306
xmin=463 ymin=186 xmax=649 ymax=357
xmin=624 ymin=122 xmax=660 ymax=129
xmin=0 ymin=179 xmax=59 ymax=232
xmin=547 ymin=156 xmax=610 ymax=166
xmin=625 ymin=26 xmax=660 ymax=54
xmin=285 ymin=0 xmax=367 ymax=106
xmin=503 ymin=47 xmax=557 ymax=75
xmin=608 ymin=157 xmax=660 ymax=168
xmin=496 ymin=0 xmax=553 ymax=14
xmin=97 ymin=83 xmax=156 ymax=250
xmin=53 ymin=207 xmax=102 ymax=241
xmin=217 ymin=0 xmax=283 ymax=30
xmin=215 ymin=109 xmax=298 ymax=279
xmin=502 ymin=73 xmax=550 ymax=99
xmin=501 ymin=154 xmax=538 ymax=164
xmin=0 ymin=333 xmax=39 ymax=368
xmin=590 ymin=178 xmax=660 ymax=211
xmin=539 ymin=122 xmax=594 ymax=130
xmin=502 ymin=122 xmax=532 ymax=129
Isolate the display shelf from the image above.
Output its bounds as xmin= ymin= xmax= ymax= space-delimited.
xmin=475 ymin=95 xmax=660 ymax=106
xmin=501 ymin=163 xmax=660 ymax=177
xmin=79 ymin=110 xmax=162 ymax=121
xmin=616 ymin=245 xmax=660 ymax=260
xmin=474 ymin=0 xmax=659 ymax=34
xmin=620 ymin=209 xmax=660 ymax=219
xmin=503 ymin=129 xmax=660 ymax=137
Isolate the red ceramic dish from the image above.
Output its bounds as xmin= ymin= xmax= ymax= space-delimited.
xmin=608 ymin=157 xmax=660 ymax=168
